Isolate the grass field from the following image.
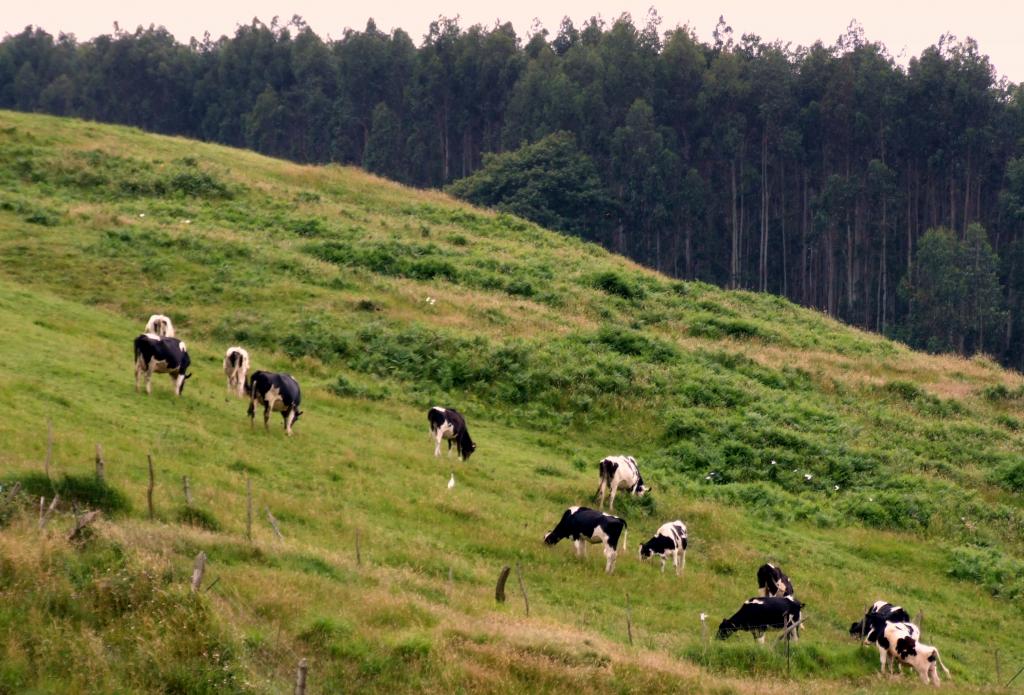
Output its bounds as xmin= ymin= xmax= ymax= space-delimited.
xmin=1 ymin=110 xmax=1023 ymax=693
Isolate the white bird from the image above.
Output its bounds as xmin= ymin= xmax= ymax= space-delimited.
xmin=770 ymin=460 xmax=777 ymax=465
xmin=699 ymin=612 xmax=708 ymax=623
xmin=804 ymin=473 xmax=813 ymax=482
xmin=834 ymin=484 xmax=840 ymax=491
xmin=139 ymin=213 xmax=146 ymax=218
xmin=447 ymin=473 xmax=455 ymax=490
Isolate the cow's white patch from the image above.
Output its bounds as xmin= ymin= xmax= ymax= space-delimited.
xmin=568 ymin=505 xmax=580 ymax=514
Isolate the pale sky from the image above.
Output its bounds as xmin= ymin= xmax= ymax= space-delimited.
xmin=4 ymin=0 xmax=1022 ymax=83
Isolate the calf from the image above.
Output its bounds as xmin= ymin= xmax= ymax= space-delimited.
xmin=145 ymin=314 xmax=175 ymax=338
xmin=223 ymin=346 xmax=250 ymax=398
xmin=134 ymin=334 xmax=192 ymax=396
xmin=247 ymin=371 xmax=302 ymax=435
xmin=427 ymin=407 xmax=476 ymax=461
xmin=756 ymin=563 xmax=794 ymax=597
xmin=876 ymin=621 xmax=923 ymax=675
xmin=595 ymin=455 xmax=650 ymax=511
xmin=892 ymin=635 xmax=952 ymax=685
xmin=544 ymin=506 xmax=626 ymax=574
xmin=716 ymin=596 xmax=803 ymax=643
xmin=639 ymin=520 xmax=688 ymax=575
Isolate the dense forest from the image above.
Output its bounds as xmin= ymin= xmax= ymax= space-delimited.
xmin=2 ymin=14 xmax=1024 ymax=365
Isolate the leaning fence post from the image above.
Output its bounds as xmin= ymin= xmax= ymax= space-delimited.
xmin=515 ymin=562 xmax=530 ymax=617
xmin=69 ymin=510 xmax=102 ymax=541
xmin=146 ymin=454 xmax=155 ymax=521
xmin=266 ymin=508 xmax=283 ymax=540
xmin=182 ymin=476 xmax=192 ymax=507
xmin=914 ymin=609 xmax=924 ymax=634
xmin=95 ymin=444 xmax=105 ymax=484
xmin=191 ymin=551 xmax=206 ymax=592
xmin=294 ymin=658 xmax=308 ymax=695
xmin=495 ymin=565 xmax=511 ymax=603
xmin=355 ymin=529 xmax=362 ymax=565
xmin=38 ymin=494 xmax=59 ymax=529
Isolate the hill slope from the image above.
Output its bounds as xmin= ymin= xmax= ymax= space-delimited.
xmin=1 ymin=110 xmax=1023 ymax=694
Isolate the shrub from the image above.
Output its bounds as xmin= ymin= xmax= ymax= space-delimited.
xmin=15 ymin=472 xmax=131 ymax=515
xmin=590 ymin=271 xmax=646 ymax=300
xmin=175 ymin=505 xmax=222 ymax=531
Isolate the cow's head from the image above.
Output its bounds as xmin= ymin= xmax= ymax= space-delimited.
xmin=294 ymin=408 xmax=304 ymax=423
xmin=543 ymin=531 xmax=556 ymax=545
xmin=849 ymin=620 xmax=866 ymax=639
xmin=715 ymin=619 xmax=737 ymax=640
xmin=638 ymin=542 xmax=656 ymax=561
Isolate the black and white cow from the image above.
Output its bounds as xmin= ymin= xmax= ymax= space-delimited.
xmin=544 ymin=506 xmax=627 ymax=574
xmin=595 ymin=455 xmax=650 ymax=511
xmin=247 ymin=371 xmax=302 ymax=436
xmin=716 ymin=596 xmax=803 ymax=643
xmin=849 ymin=601 xmax=913 ymax=644
xmin=639 ymin=520 xmax=688 ymax=575
xmin=756 ymin=563 xmax=794 ymax=597
xmin=876 ymin=621 xmax=925 ymax=675
xmin=891 ymin=633 xmax=952 ymax=685
xmin=134 ymin=334 xmax=192 ymax=395
xmin=427 ymin=407 xmax=476 ymax=461
xmin=223 ymin=346 xmax=250 ymax=398
xmin=144 ymin=313 xmax=175 ymax=338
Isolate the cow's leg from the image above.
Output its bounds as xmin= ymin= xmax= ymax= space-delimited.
xmin=679 ymin=547 xmax=686 ymax=574
xmin=573 ymin=539 xmax=582 ymax=558
xmin=434 ymin=429 xmax=444 ymax=457
xmin=608 ymin=482 xmax=619 ymax=511
xmin=145 ymin=367 xmax=153 ymax=395
xmin=134 ymin=359 xmax=142 ymax=393
xmin=285 ymin=408 xmax=296 ymax=436
xmin=660 ymin=556 xmax=666 ymax=573
xmin=604 ymin=544 xmax=617 ymax=574
xmin=263 ymin=404 xmax=270 ymax=431
xmin=597 ymin=480 xmax=607 ymax=510
xmin=248 ymin=399 xmax=256 ymax=428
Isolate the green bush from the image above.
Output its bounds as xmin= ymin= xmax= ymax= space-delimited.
xmin=589 ymin=270 xmax=646 ymax=300
xmin=175 ymin=505 xmax=222 ymax=531
xmin=15 ymin=472 xmax=131 ymax=515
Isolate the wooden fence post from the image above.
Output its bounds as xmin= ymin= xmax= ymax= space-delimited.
xmin=266 ymin=508 xmax=283 ymax=540
xmin=625 ymin=592 xmax=634 ymax=645
xmin=245 ymin=475 xmax=253 ymax=542
xmin=95 ymin=444 xmax=105 ymax=484
xmin=495 ymin=566 xmax=511 ymax=603
xmin=147 ymin=454 xmax=155 ymax=521
xmin=38 ymin=494 xmax=59 ymax=529
xmin=515 ymin=562 xmax=530 ymax=617
xmin=182 ymin=476 xmax=192 ymax=507
xmin=294 ymin=658 xmax=308 ymax=695
xmin=355 ymin=529 xmax=362 ymax=565
xmin=914 ymin=610 xmax=924 ymax=634
xmin=995 ymin=649 xmax=1000 ymax=683
xmin=191 ymin=551 xmax=206 ymax=592
xmin=69 ymin=510 xmax=102 ymax=541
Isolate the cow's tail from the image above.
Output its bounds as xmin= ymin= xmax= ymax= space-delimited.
xmin=935 ymin=650 xmax=952 ymax=679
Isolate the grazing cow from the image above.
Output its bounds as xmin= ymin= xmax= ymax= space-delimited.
xmin=892 ymin=634 xmax=952 ymax=685
xmin=134 ymin=334 xmax=192 ymax=395
xmin=145 ymin=314 xmax=175 ymax=338
xmin=639 ymin=520 xmax=688 ymax=575
xmin=543 ymin=506 xmax=627 ymax=574
xmin=427 ymin=407 xmax=476 ymax=461
xmin=223 ymin=346 xmax=250 ymax=398
xmin=247 ymin=371 xmax=302 ymax=436
xmin=716 ymin=596 xmax=803 ymax=643
xmin=849 ymin=601 xmax=912 ymax=643
xmin=757 ymin=563 xmax=794 ymax=597
xmin=595 ymin=455 xmax=650 ymax=511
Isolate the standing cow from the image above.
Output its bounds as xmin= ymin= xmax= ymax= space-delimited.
xmin=595 ymin=455 xmax=650 ymax=511
xmin=544 ymin=506 xmax=627 ymax=574
xmin=134 ymin=334 xmax=192 ymax=396
xmin=247 ymin=371 xmax=302 ymax=436
xmin=757 ymin=563 xmax=794 ymax=597
xmin=145 ymin=314 xmax=175 ymax=338
xmin=639 ymin=520 xmax=688 ymax=575
xmin=427 ymin=407 xmax=476 ymax=461
xmin=223 ymin=346 xmax=250 ymax=398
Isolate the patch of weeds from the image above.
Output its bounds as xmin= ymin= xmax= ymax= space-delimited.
xmin=15 ymin=472 xmax=131 ymax=515
xmin=175 ymin=505 xmax=222 ymax=532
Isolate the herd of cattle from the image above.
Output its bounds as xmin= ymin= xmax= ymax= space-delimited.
xmin=132 ymin=313 xmax=953 ymax=685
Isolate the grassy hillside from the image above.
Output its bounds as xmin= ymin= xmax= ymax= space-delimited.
xmin=1 ymin=109 xmax=1023 ymax=694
